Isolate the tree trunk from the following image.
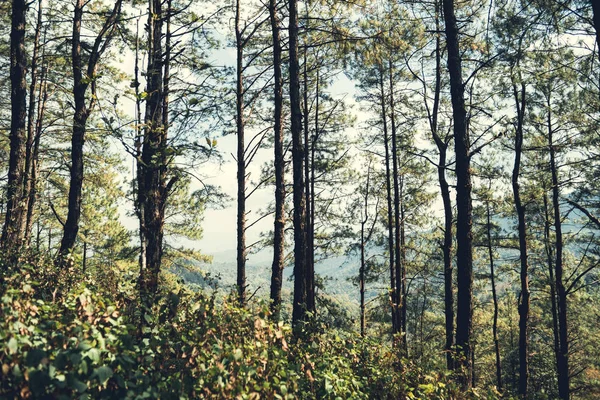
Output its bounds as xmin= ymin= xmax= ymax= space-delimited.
xmin=360 ymin=213 xmax=366 ymax=337
xmin=59 ymin=0 xmax=122 ymax=263
xmin=442 ymin=0 xmax=474 ymax=387
xmin=1 ymin=0 xmax=28 ymax=255
xmin=547 ymin=96 xmax=570 ymax=400
xmin=82 ymin=238 xmax=87 ymax=273
xmin=486 ymin=198 xmax=502 ymax=391
xmin=512 ymin=80 xmax=529 ymax=398
xmin=302 ymin=33 xmax=315 ymax=314
xmin=429 ymin=6 xmax=454 ymax=367
xmin=134 ymin=15 xmax=147 ymax=275
xmin=388 ymin=58 xmax=403 ymax=347
xmin=269 ymin=0 xmax=285 ymax=321
xmin=543 ymin=191 xmax=561 ymax=382
xmin=399 ymin=176 xmax=408 ymax=354
xmin=59 ymin=0 xmax=88 ymax=258
xmin=360 ymin=163 xmax=377 ymax=338
xmin=25 ymin=62 xmax=48 ymax=246
xmin=308 ymin=71 xmax=319 ymax=315
xmin=139 ymin=0 xmax=166 ymax=308
xmin=379 ymin=65 xmax=397 ymax=334
xmin=289 ymin=0 xmax=308 ymax=328
xmin=21 ymin=0 xmax=43 ymax=244
xmin=235 ymin=0 xmax=247 ymax=306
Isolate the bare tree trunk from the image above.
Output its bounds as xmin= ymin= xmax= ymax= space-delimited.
xmin=388 ymin=58 xmax=403 ymax=347
xmin=308 ymin=71 xmax=319 ymax=315
xmin=59 ymin=0 xmax=122 ymax=262
xmin=399 ymin=176 xmax=408 ymax=354
xmin=289 ymin=0 xmax=308 ymax=328
xmin=360 ymin=207 xmax=366 ymax=338
xmin=442 ymin=0 xmax=474 ymax=387
xmin=543 ymin=191 xmax=561 ymax=381
xmin=21 ymin=0 xmax=43 ymax=243
xmin=512 ymin=79 xmax=529 ymax=398
xmin=25 ymin=59 xmax=48 ymax=246
xmin=486 ymin=197 xmax=502 ymax=391
xmin=134 ymin=15 xmax=146 ymax=274
xmin=302 ymin=31 xmax=315 ymax=314
xmin=59 ymin=0 xmax=87 ymax=260
xmin=269 ymin=0 xmax=285 ymax=321
xmin=430 ymin=3 xmax=454 ymax=368
xmin=379 ymin=65 xmax=397 ymax=334
xmin=82 ymin=237 xmax=87 ymax=273
xmin=1 ymin=0 xmax=28 ymax=256
xmin=235 ymin=0 xmax=247 ymax=306
xmin=547 ymin=96 xmax=569 ymax=400
xmin=139 ymin=0 xmax=166 ymax=308
xmin=360 ymin=163 xmax=378 ymax=338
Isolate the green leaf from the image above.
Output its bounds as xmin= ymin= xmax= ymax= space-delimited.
xmin=28 ymin=370 xmax=51 ymax=396
xmin=7 ymin=337 xmax=18 ymax=355
xmin=72 ymin=378 xmax=88 ymax=393
xmin=233 ymin=348 xmax=242 ymax=361
xmin=93 ymin=366 xmax=113 ymax=385
xmin=25 ymin=349 xmax=46 ymax=367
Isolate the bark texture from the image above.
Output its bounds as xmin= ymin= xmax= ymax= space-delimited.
xmin=512 ymin=80 xmax=529 ymax=398
xmin=235 ymin=0 xmax=247 ymax=306
xmin=59 ymin=0 xmax=122 ymax=262
xmin=289 ymin=0 xmax=309 ymax=328
xmin=548 ymin=96 xmax=569 ymax=400
xmin=442 ymin=0 xmax=474 ymax=387
xmin=269 ymin=0 xmax=285 ymax=320
xmin=1 ymin=0 xmax=28 ymax=255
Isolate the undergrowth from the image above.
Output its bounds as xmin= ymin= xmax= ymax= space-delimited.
xmin=0 ymin=257 xmax=499 ymax=399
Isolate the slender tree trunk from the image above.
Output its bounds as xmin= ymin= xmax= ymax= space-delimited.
xmin=21 ymin=0 xmax=43 ymax=243
xmin=269 ymin=0 xmax=285 ymax=320
xmin=438 ymin=141 xmax=454 ymax=370
xmin=235 ymin=0 xmax=246 ymax=306
xmin=36 ymin=218 xmax=40 ymax=252
xmin=360 ymin=163 xmax=377 ymax=338
xmin=1 ymin=0 xmax=28 ymax=255
xmin=59 ymin=0 xmax=88 ymax=260
xmin=547 ymin=96 xmax=570 ymax=400
xmin=419 ymin=279 xmax=427 ymax=359
xmin=302 ymin=32 xmax=315 ymax=314
xmin=543 ymin=191 xmax=561 ymax=379
xmin=512 ymin=80 xmax=529 ymax=398
xmin=429 ymin=5 xmax=454 ymax=367
xmin=134 ymin=15 xmax=147 ymax=274
xmin=486 ymin=198 xmax=502 ymax=391
xmin=442 ymin=0 xmax=474 ymax=387
xmin=24 ymin=62 xmax=48 ymax=246
xmin=308 ymin=71 xmax=319 ymax=315
xmin=139 ymin=0 xmax=166 ymax=308
xmin=59 ymin=0 xmax=122 ymax=263
xmin=82 ymin=238 xmax=87 ymax=273
xmin=360 ymin=210 xmax=366 ymax=338
xmin=399 ymin=176 xmax=408 ymax=354
xmin=289 ymin=0 xmax=308 ymax=328
xmin=388 ymin=58 xmax=403 ymax=347
xmin=379 ymin=65 xmax=397 ymax=334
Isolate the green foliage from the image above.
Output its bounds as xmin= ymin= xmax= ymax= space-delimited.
xmin=0 ymin=257 xmax=490 ymax=399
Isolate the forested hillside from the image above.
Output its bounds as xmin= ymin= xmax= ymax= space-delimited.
xmin=1 ymin=0 xmax=600 ymax=398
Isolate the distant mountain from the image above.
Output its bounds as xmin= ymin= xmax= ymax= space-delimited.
xmin=170 ymin=247 xmax=365 ymax=305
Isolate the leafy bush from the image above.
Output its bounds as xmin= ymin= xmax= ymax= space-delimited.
xmin=0 ymin=258 xmax=493 ymax=399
